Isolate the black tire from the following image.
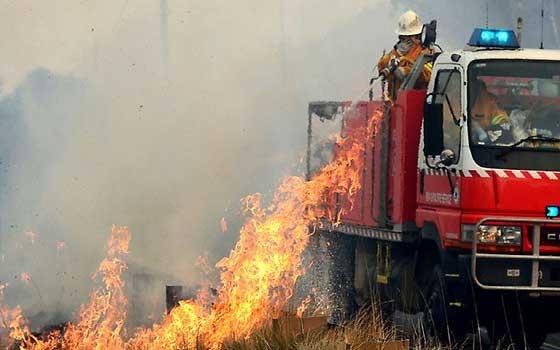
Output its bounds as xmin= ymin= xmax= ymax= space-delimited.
xmin=422 ymin=264 xmax=450 ymax=343
xmin=527 ymin=330 xmax=548 ymax=349
xmin=512 ymin=329 xmax=547 ymax=350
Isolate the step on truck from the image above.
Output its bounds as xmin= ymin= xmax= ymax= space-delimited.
xmin=307 ymin=26 xmax=560 ymax=348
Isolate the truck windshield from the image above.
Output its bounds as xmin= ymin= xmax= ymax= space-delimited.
xmin=468 ymin=59 xmax=560 ymax=170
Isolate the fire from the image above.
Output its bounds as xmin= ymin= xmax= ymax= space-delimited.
xmin=0 ymin=284 xmax=39 ymax=349
xmin=0 ymin=107 xmax=380 ymax=350
xmin=296 ymin=295 xmax=312 ymax=317
xmin=1 ymin=225 xmax=131 ymax=350
xmin=61 ymin=225 xmax=130 ymax=350
xmin=126 ymin=107 xmax=379 ymax=349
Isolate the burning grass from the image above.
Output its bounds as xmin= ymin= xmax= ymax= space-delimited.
xmin=0 ymin=108 xmax=381 ymax=349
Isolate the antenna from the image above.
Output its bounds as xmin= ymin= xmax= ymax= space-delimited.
xmin=517 ymin=17 xmax=523 ymax=46
xmin=486 ymin=0 xmax=489 ymax=29
xmin=540 ymin=0 xmax=545 ymax=49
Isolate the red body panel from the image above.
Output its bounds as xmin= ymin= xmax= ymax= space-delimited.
xmin=416 ymin=169 xmax=462 ymax=241
xmin=388 ymin=90 xmax=425 ymax=226
xmin=336 ymin=90 xmax=425 ymax=230
xmin=461 ymin=170 xmax=560 ymax=214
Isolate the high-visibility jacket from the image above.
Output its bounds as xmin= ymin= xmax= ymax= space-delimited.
xmin=470 ymin=89 xmax=509 ymax=128
xmin=377 ymin=43 xmax=433 ymax=99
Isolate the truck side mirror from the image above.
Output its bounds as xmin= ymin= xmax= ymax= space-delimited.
xmin=423 ymin=96 xmax=444 ymax=158
xmin=438 ymin=149 xmax=456 ymax=167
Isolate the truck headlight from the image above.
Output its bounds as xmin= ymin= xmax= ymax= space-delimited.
xmin=476 ymin=225 xmax=522 ymax=245
xmin=461 ymin=224 xmax=522 ymax=245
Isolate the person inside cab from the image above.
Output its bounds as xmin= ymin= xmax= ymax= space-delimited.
xmin=470 ymin=79 xmax=513 ymax=144
xmin=377 ymin=10 xmax=433 ymax=99
xmin=526 ymin=103 xmax=560 ymax=140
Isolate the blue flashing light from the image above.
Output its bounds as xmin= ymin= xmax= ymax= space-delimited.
xmin=468 ymin=28 xmax=520 ymax=49
xmin=546 ymin=205 xmax=560 ymax=219
xmin=496 ymin=31 xmax=509 ymax=43
xmin=480 ymin=30 xmax=494 ymax=42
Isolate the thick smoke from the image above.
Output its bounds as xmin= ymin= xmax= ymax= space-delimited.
xmin=0 ymin=0 xmax=556 ymax=330
xmin=0 ymin=0 xmax=394 ymax=328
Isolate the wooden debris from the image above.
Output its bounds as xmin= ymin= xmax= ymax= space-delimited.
xmin=272 ymin=315 xmax=328 ymax=337
xmin=346 ymin=339 xmax=410 ymax=350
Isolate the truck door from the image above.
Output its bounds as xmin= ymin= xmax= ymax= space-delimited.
xmin=417 ymin=65 xmax=463 ymax=241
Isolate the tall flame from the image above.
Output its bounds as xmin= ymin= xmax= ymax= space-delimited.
xmin=61 ymin=225 xmax=130 ymax=350
xmin=128 ymin=107 xmax=379 ymax=349
xmin=1 ymin=225 xmax=131 ymax=350
xmin=1 ymin=107 xmax=380 ymax=350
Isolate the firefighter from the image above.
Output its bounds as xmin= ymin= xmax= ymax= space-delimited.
xmin=470 ymin=79 xmax=512 ymax=144
xmin=377 ymin=10 xmax=433 ymax=99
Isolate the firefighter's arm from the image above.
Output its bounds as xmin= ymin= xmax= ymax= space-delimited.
xmin=393 ymin=56 xmax=415 ymax=81
xmin=377 ymin=53 xmax=390 ymax=73
xmin=377 ymin=51 xmax=400 ymax=77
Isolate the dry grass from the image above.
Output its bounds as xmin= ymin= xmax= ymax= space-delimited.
xmin=221 ymin=308 xmax=447 ymax=350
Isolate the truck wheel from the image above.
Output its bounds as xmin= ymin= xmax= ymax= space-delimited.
xmin=422 ymin=264 xmax=449 ymax=343
xmin=526 ymin=331 xmax=547 ymax=350
xmin=512 ymin=330 xmax=547 ymax=350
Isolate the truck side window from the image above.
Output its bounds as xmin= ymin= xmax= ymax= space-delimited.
xmin=434 ymin=70 xmax=461 ymax=161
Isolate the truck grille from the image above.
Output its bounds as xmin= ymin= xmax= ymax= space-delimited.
xmin=541 ymin=227 xmax=560 ymax=246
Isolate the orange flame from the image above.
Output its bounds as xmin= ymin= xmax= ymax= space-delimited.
xmin=61 ymin=225 xmax=130 ymax=350
xmin=0 ymin=283 xmax=42 ymax=349
xmin=126 ymin=108 xmax=379 ymax=349
xmin=1 ymin=107 xmax=380 ymax=350
xmin=296 ymin=295 xmax=312 ymax=318
xmin=2 ymin=225 xmax=131 ymax=350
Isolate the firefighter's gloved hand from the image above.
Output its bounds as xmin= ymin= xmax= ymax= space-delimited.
xmin=388 ymin=57 xmax=400 ymax=72
xmin=380 ymin=57 xmax=400 ymax=78
xmin=394 ymin=66 xmax=407 ymax=81
xmin=487 ymin=129 xmax=503 ymax=143
xmin=487 ymin=122 xmax=514 ymax=144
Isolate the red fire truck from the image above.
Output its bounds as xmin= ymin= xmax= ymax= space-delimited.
xmin=307 ymin=27 xmax=560 ymax=348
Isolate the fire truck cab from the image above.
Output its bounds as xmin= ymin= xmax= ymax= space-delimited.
xmin=308 ymin=28 xmax=560 ymax=348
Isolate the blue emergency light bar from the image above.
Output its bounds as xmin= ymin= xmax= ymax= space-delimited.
xmin=468 ymin=28 xmax=520 ymax=49
xmin=547 ymin=205 xmax=560 ymax=219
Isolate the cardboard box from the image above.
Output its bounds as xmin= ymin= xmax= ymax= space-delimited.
xmin=272 ymin=315 xmax=328 ymax=337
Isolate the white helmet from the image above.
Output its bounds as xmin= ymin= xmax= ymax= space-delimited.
xmin=395 ymin=10 xmax=423 ymax=36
